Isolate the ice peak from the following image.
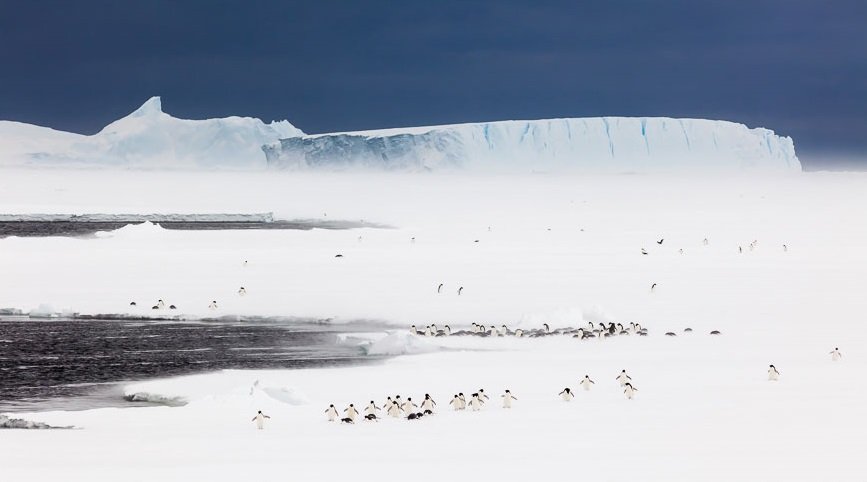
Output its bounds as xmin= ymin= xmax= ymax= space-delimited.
xmin=129 ymin=96 xmax=163 ymax=118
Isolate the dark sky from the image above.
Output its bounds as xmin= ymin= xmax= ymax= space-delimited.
xmin=0 ymin=0 xmax=865 ymax=169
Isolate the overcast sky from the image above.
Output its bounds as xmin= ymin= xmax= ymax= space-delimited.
xmin=0 ymin=0 xmax=864 ymax=169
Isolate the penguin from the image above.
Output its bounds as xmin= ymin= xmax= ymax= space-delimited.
xmin=783 ymin=244 xmax=788 ymax=252
xmin=478 ymin=389 xmax=489 ymax=401
xmin=423 ymin=409 xmax=433 ymax=416
xmin=335 ymin=254 xmax=343 ymax=258
xmin=406 ymin=413 xmax=420 ymax=420
xmin=515 ymin=328 xmax=524 ymax=337
xmin=616 ymin=369 xmax=632 ymax=387
xmin=501 ymin=389 xmax=517 ymax=408
xmin=443 ymin=325 xmax=451 ymax=336
xmin=579 ymin=375 xmax=595 ymax=391
xmin=458 ymin=286 xmax=464 ymax=295
xmin=129 ymin=302 xmax=137 ymax=306
xmin=665 ymin=332 xmax=677 ymax=337
xmin=468 ymin=393 xmax=484 ymax=411
xmin=411 ymin=237 xmax=416 ymax=244
xmin=474 ymin=239 xmax=480 ymax=243
xmin=684 ymin=328 xmax=693 ymax=333
xmin=623 ymin=383 xmax=638 ymax=399
xmin=383 ymin=396 xmax=393 ymax=409
xmin=410 ymin=325 xmax=419 ymax=335
xmin=420 ymin=394 xmax=436 ymax=412
xmin=458 ymin=393 xmax=466 ymax=410
xmin=169 ymin=305 xmax=177 ymax=310
xmin=364 ymin=413 xmax=378 ymax=422
xmin=710 ymin=330 xmax=721 ymax=335
xmin=489 ymin=325 xmax=499 ymax=336
xmin=157 ymin=299 xmax=165 ymax=309
xmin=543 ymin=323 xmax=550 ymax=334
xmin=449 ymin=395 xmax=461 ymax=411
xmin=325 ymin=404 xmax=339 ymax=422
xmin=208 ymin=300 xmax=218 ymax=310
xmin=344 ymin=404 xmax=359 ymax=422
xmin=438 ymin=283 xmax=443 ymax=294
xmin=244 ymin=260 xmax=248 ymax=267
xmin=678 ymin=248 xmax=684 ymax=255
xmin=251 ymin=410 xmax=270 ymax=430
xmin=364 ymin=401 xmax=380 ymax=416
xmin=238 ymin=287 xmax=247 ymax=296
xmin=651 ymin=283 xmax=657 ymax=292
xmin=703 ymin=238 xmax=709 ymax=246
xmin=641 ymin=248 xmax=648 ymax=255
xmin=340 ymin=417 xmax=355 ymax=424
xmin=739 ymin=246 xmax=743 ymax=254
xmin=424 ymin=326 xmax=433 ymax=337
xmin=387 ymin=401 xmax=402 ymax=418
xmin=830 ymin=347 xmax=842 ymax=362
xmin=768 ymin=364 xmax=780 ymax=381
xmin=401 ymin=398 xmax=418 ymax=414
xmin=151 ymin=305 xmax=159 ymax=310
xmin=559 ymin=388 xmax=574 ymax=401
xmin=657 ymin=238 xmax=664 ymax=245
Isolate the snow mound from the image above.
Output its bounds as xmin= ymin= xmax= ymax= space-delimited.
xmin=0 ymin=97 xmax=303 ymax=169
xmin=264 ymin=117 xmax=800 ymax=172
xmin=95 ymin=221 xmax=167 ymax=239
xmin=361 ymin=332 xmax=439 ymax=356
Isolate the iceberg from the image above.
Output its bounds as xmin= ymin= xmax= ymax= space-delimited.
xmin=0 ymin=97 xmax=303 ymax=168
xmin=263 ymin=117 xmax=801 ymax=172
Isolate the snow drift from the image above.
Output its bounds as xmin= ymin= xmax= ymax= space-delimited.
xmin=0 ymin=97 xmax=302 ymax=168
xmin=263 ymin=117 xmax=801 ymax=172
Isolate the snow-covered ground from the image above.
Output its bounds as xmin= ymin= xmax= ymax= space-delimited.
xmin=1 ymin=168 xmax=865 ymax=481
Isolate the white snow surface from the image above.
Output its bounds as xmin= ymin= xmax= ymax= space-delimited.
xmin=1 ymin=169 xmax=864 ymax=481
xmin=264 ymin=117 xmax=801 ymax=172
xmin=0 ymin=97 xmax=303 ymax=168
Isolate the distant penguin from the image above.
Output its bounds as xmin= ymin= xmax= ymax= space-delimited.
xmin=684 ymin=327 xmax=693 ymax=333
xmin=344 ymin=404 xmax=359 ymax=422
xmin=411 ymin=237 xmax=416 ymax=244
xmin=623 ymin=383 xmax=638 ymax=399
xmin=478 ymin=389 xmax=489 ymax=401
xmin=739 ymin=246 xmax=743 ymax=254
xmin=401 ymin=398 xmax=418 ymax=414
xmin=458 ymin=286 xmax=464 ymax=295
xmin=151 ymin=305 xmax=159 ymax=310
xmin=665 ymin=332 xmax=676 ymax=337
xmin=468 ymin=393 xmax=484 ymax=411
xmin=421 ymin=394 xmax=436 ymax=412
xmin=387 ymin=401 xmax=402 ymax=418
xmin=458 ymin=393 xmax=466 ymax=410
xmin=325 ymin=404 xmax=338 ymax=422
xmin=579 ymin=375 xmax=595 ymax=391
xmin=543 ymin=323 xmax=550 ymax=334
xmin=169 ymin=305 xmax=177 ymax=310
xmin=129 ymin=302 xmax=137 ymax=306
xmin=157 ymin=299 xmax=165 ymax=309
xmin=641 ymin=248 xmax=648 ymax=255
xmin=410 ymin=325 xmax=419 ymax=335
xmin=783 ymin=244 xmax=788 ymax=252
xmin=651 ymin=283 xmax=657 ymax=292
xmin=443 ymin=325 xmax=451 ymax=336
xmin=208 ymin=300 xmax=218 ymax=310
xmin=424 ymin=326 xmax=433 ymax=337
xmin=406 ymin=412 xmax=420 ymax=420
xmin=768 ymin=364 xmax=780 ymax=381
xmin=501 ymin=390 xmax=517 ymax=408
xmin=830 ymin=348 xmax=842 ymax=362
xmin=238 ymin=287 xmax=247 ymax=296
xmin=334 ymin=254 xmax=343 ymax=258
xmin=559 ymin=388 xmax=574 ymax=401
xmin=243 ymin=260 xmax=248 ymax=267
xmin=449 ymin=395 xmax=461 ymax=411
xmin=657 ymin=238 xmax=664 ymax=245
xmin=340 ymin=417 xmax=355 ymax=424
xmin=678 ymin=248 xmax=684 ymax=255
xmin=364 ymin=413 xmax=378 ymax=421
xmin=703 ymin=238 xmax=709 ymax=246
xmin=437 ymin=283 xmax=443 ymax=293
xmin=364 ymin=401 xmax=380 ymax=416
xmin=616 ymin=370 xmax=632 ymax=387
xmin=710 ymin=330 xmax=721 ymax=335
xmin=515 ymin=329 xmax=524 ymax=337
xmin=251 ymin=410 xmax=270 ymax=430
xmin=383 ymin=396 xmax=393 ymax=409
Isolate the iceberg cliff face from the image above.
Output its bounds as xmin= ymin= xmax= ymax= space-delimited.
xmin=263 ymin=117 xmax=800 ymax=172
xmin=0 ymin=97 xmax=303 ymax=168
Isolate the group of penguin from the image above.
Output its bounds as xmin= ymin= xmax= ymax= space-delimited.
xmin=410 ymin=321 xmax=649 ymax=339
xmin=323 ymin=391 xmax=487 ymax=424
xmin=129 ymin=280 xmax=249 ymax=312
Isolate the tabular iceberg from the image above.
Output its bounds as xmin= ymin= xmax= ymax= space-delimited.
xmin=263 ymin=117 xmax=800 ymax=172
xmin=0 ymin=97 xmax=303 ymax=168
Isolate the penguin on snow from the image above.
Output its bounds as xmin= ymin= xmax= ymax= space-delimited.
xmin=251 ymin=410 xmax=270 ymax=430
xmin=325 ymin=404 xmax=339 ymax=422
